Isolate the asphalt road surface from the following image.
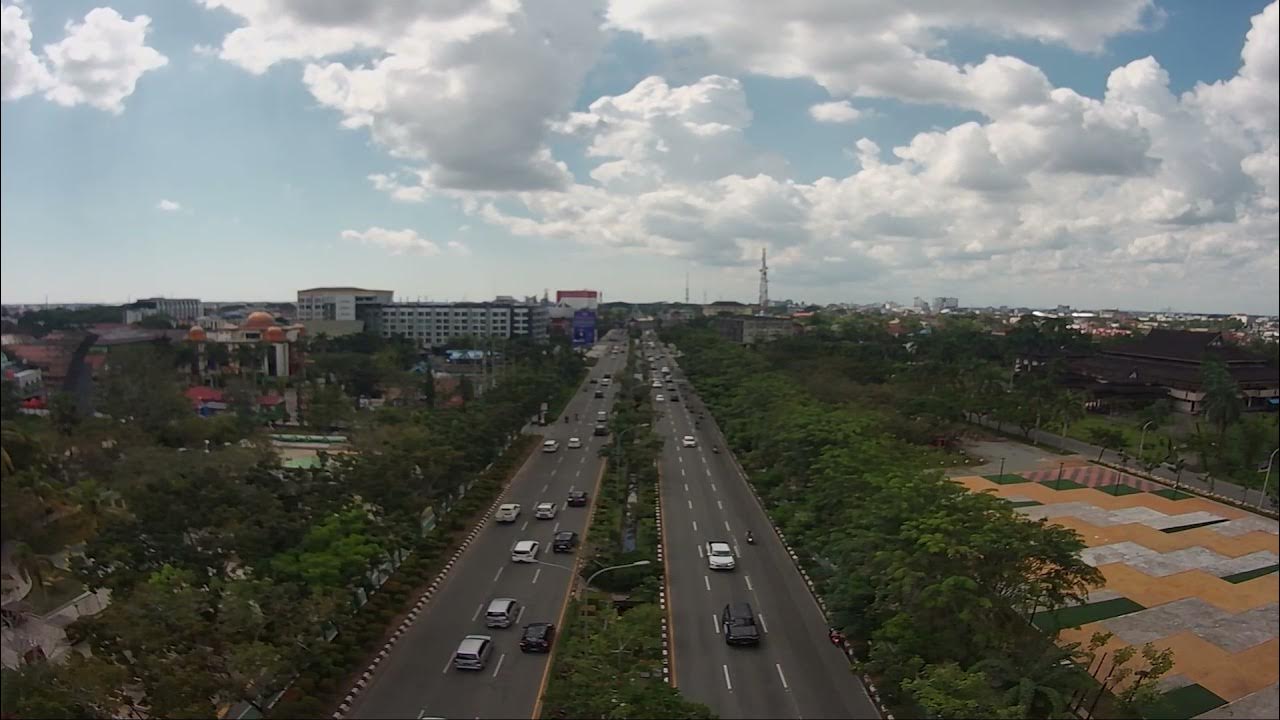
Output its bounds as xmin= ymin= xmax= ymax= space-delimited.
xmin=647 ymin=340 xmax=880 ymax=719
xmin=347 ymin=334 xmax=627 ymax=719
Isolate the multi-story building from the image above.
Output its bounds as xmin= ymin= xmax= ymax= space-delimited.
xmin=932 ymin=297 xmax=959 ymax=312
xmin=374 ymin=301 xmax=548 ymax=347
xmin=123 ymin=297 xmax=203 ymax=324
xmin=712 ymin=316 xmax=801 ymax=345
xmin=296 ymin=287 xmax=393 ymax=323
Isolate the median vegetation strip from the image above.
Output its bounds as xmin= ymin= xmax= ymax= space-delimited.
xmin=539 ymin=334 xmax=712 ymax=719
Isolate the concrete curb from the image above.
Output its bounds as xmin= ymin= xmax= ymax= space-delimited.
xmin=655 ymin=493 xmax=673 ymax=685
xmin=331 ymin=490 xmax=509 ymax=719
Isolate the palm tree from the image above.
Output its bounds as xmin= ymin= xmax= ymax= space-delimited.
xmin=1200 ymin=360 xmax=1241 ymax=441
xmin=975 ymin=641 xmax=1087 ymax=718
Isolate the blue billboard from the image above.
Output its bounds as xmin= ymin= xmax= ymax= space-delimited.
xmin=571 ymin=309 xmax=597 ymax=348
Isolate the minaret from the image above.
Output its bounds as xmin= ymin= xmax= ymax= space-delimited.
xmin=758 ymin=248 xmax=769 ymax=316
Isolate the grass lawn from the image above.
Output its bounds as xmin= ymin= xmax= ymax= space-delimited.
xmin=1222 ymin=564 xmax=1279 ymax=584
xmin=1097 ymin=482 xmax=1145 ymax=496
xmin=27 ymin=575 xmax=86 ymax=615
xmin=1032 ymin=597 xmax=1144 ymax=634
xmin=1140 ymin=683 xmax=1226 ymax=719
xmin=1040 ymin=478 xmax=1087 ymax=491
xmin=1151 ymin=488 xmax=1193 ymax=500
xmin=984 ymin=473 xmax=1030 ymax=484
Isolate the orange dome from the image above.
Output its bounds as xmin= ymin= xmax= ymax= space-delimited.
xmin=264 ymin=326 xmax=286 ymax=343
xmin=187 ymin=325 xmax=207 ymax=342
xmin=243 ymin=311 xmax=276 ymax=329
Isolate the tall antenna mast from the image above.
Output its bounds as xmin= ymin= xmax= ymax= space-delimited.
xmin=685 ymin=271 xmax=689 ymax=304
xmin=758 ymin=248 xmax=769 ymax=316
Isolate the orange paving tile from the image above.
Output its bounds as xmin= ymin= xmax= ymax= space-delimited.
xmin=1095 ymin=564 xmax=1279 ymax=614
xmin=951 ymin=474 xmax=1256 ymax=521
xmin=1058 ymin=627 xmax=1279 ymax=703
xmin=1047 ymin=515 xmax=1279 ymax=557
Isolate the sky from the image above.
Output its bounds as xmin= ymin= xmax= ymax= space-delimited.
xmin=1 ymin=0 xmax=1277 ymax=314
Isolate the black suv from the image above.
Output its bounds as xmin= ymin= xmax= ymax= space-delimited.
xmin=594 ymin=389 xmax=605 ymax=399
xmin=520 ymin=623 xmax=556 ymax=653
xmin=721 ymin=603 xmax=761 ymax=646
xmin=593 ymin=423 xmax=609 ymax=436
xmin=566 ymin=490 xmax=589 ymax=507
xmin=552 ymin=530 xmax=579 ymax=553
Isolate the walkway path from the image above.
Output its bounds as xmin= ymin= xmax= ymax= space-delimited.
xmin=971 ymin=415 xmax=1275 ymax=510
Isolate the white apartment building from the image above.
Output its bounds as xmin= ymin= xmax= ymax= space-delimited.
xmin=375 ymin=301 xmax=548 ymax=346
xmin=296 ymin=287 xmax=394 ymax=323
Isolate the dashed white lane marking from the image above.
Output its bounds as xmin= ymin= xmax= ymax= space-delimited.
xmin=713 ymin=614 xmax=720 ymax=634
xmin=516 ymin=605 xmax=526 ymax=624
xmin=521 ymin=520 xmax=529 ymax=531
xmin=553 ymin=522 xmax=560 ymax=533
xmin=724 ymin=520 xmax=732 ymax=532
xmin=688 ymin=500 xmax=693 ymax=509
xmin=717 ymin=500 xmax=723 ymax=510
xmin=541 ymin=484 xmax=549 ymax=493
xmin=681 ymin=467 xmax=686 ymax=477
xmin=745 ymin=575 xmax=754 ymax=592
xmin=442 ymin=654 xmax=455 ymax=674
xmin=532 ymin=568 xmax=541 ymax=585
xmin=493 ymin=566 xmax=504 ymax=582
xmin=692 ymin=520 xmax=698 ymax=532
xmin=775 ymin=663 xmax=789 ymax=690
xmin=704 ymin=575 xmax=711 ymax=591
xmin=723 ymin=665 xmax=733 ymax=691
xmin=492 ymin=653 xmax=506 ymax=678
xmin=698 ymin=545 xmax=704 ymax=558
xmin=472 ymin=603 xmax=484 ymax=622
xmin=758 ymin=612 xmax=769 ymax=634
xmin=710 ymin=482 xmax=717 ymax=492
xmin=684 ymin=483 xmax=689 ymax=492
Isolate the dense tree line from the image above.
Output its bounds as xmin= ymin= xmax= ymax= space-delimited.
xmin=662 ymin=325 xmax=1157 ymax=718
xmin=1 ymin=339 xmax=584 ymax=718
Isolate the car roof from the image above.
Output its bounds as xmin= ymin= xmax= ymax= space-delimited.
xmin=543 ymin=439 xmax=557 ymax=444
xmin=709 ymin=541 xmax=731 ymax=549
xmin=536 ymin=501 xmax=555 ymax=507
xmin=514 ymin=540 xmax=537 ymax=550
xmin=555 ymin=530 xmax=576 ymax=539
xmin=523 ymin=622 xmax=552 ymax=636
xmin=569 ymin=489 xmax=587 ymax=495
xmin=500 ymin=503 xmax=519 ymax=509
xmin=459 ymin=635 xmax=491 ymax=650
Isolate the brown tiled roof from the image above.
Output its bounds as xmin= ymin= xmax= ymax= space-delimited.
xmin=1073 ymin=355 xmax=1279 ymax=390
xmin=1103 ymin=329 xmax=1256 ymax=364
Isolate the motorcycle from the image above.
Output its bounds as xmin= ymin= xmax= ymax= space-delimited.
xmin=712 ymin=446 xmax=720 ymax=454
xmin=745 ymin=531 xmax=755 ymax=545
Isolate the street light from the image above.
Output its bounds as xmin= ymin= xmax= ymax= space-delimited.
xmin=1137 ymin=421 xmax=1155 ymax=467
xmin=1260 ymin=448 xmax=1280 ymax=510
xmin=586 ymin=560 xmax=651 ymax=588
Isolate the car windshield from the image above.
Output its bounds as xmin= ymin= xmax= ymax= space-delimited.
xmin=711 ymin=545 xmax=731 ymax=556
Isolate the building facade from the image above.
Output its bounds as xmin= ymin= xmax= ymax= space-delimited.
xmin=712 ymin=316 xmax=801 ymax=345
xmin=296 ymin=287 xmax=393 ymax=323
xmin=374 ymin=302 xmax=548 ymax=346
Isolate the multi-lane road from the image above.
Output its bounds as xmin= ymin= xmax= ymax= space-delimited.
xmin=347 ymin=332 xmax=628 ymax=719
xmin=650 ymin=339 xmax=880 ymax=719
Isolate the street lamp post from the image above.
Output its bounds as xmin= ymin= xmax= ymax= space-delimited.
xmin=586 ymin=560 xmax=652 ymax=589
xmin=1260 ymin=448 xmax=1280 ymax=509
xmin=1137 ymin=421 xmax=1155 ymax=468
xmin=998 ymin=457 xmax=1006 ymax=481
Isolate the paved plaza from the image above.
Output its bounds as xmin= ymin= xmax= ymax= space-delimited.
xmin=953 ymin=469 xmax=1279 ymax=719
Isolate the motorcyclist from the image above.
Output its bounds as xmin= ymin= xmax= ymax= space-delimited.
xmin=745 ymin=530 xmax=755 ymax=544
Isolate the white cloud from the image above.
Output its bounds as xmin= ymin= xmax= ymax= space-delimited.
xmin=1 ymin=5 xmax=167 ymax=113
xmin=156 ymin=199 xmax=182 ymax=212
xmin=341 ymin=227 xmax=441 ymax=255
xmin=808 ymin=101 xmax=862 ymax=123
xmin=447 ymin=240 xmax=472 ymax=256
xmin=204 ymin=0 xmax=605 ymax=192
xmin=1 ymin=5 xmax=52 ymax=101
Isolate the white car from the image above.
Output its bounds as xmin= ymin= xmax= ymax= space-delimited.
xmin=535 ymin=502 xmax=558 ymax=520
xmin=681 ymin=436 xmax=697 ymax=448
xmin=707 ymin=541 xmax=736 ymax=571
xmin=651 ymin=380 xmax=663 ymax=388
xmin=655 ymin=394 xmax=665 ymax=402
xmin=511 ymin=540 xmax=540 ymax=563
xmin=567 ymin=437 xmax=582 ymax=449
xmin=542 ymin=439 xmax=559 ymax=453
xmin=495 ymin=504 xmax=521 ymax=523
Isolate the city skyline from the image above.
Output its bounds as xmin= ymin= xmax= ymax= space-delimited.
xmin=2 ymin=1 xmax=1278 ymax=314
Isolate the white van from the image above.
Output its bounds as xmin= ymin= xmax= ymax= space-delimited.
xmin=485 ymin=598 xmax=520 ymax=628
xmin=453 ymin=635 xmax=494 ymax=670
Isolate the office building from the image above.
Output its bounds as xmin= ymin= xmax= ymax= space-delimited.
xmin=123 ymin=297 xmax=203 ymax=324
xmin=374 ymin=301 xmax=548 ymax=346
xmin=296 ymin=287 xmax=393 ymax=323
xmin=932 ymin=297 xmax=959 ymax=312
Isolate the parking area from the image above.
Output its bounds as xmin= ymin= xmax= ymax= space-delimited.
xmin=951 ymin=468 xmax=1278 ymax=719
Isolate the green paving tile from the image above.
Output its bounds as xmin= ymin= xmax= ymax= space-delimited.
xmin=1151 ymin=488 xmax=1193 ymax=500
xmin=1040 ymin=478 xmax=1087 ymax=491
xmin=1099 ymin=482 xmax=1144 ymax=496
xmin=1222 ymin=564 xmax=1279 ymax=584
xmin=1140 ymin=683 xmax=1227 ymax=719
xmin=1032 ymin=597 xmax=1145 ymax=634
xmin=1161 ymin=519 xmax=1230 ymax=534
xmin=984 ymin=473 xmax=1030 ymax=484
xmin=1008 ymin=500 xmax=1043 ymax=508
